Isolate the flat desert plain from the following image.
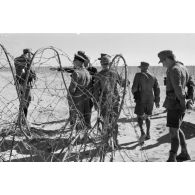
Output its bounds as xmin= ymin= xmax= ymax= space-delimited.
xmin=0 ymin=66 xmax=195 ymax=162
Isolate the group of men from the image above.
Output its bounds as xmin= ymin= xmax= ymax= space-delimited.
xmin=65 ymin=52 xmax=126 ymax=147
xmin=14 ymin=48 xmax=195 ymax=162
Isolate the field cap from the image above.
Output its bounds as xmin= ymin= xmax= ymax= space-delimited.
xmin=98 ymin=53 xmax=111 ymax=65
xmin=74 ymin=53 xmax=86 ymax=63
xmin=158 ymin=50 xmax=175 ymax=63
xmin=23 ymin=48 xmax=31 ymax=54
xmin=77 ymin=51 xmax=90 ymax=61
xmin=138 ymin=61 xmax=149 ymax=68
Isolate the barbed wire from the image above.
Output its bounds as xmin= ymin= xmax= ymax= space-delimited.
xmin=0 ymin=44 xmax=149 ymax=162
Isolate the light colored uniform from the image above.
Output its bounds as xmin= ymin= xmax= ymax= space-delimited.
xmin=163 ymin=62 xmax=189 ymax=111
xmin=68 ymin=67 xmax=92 ymax=128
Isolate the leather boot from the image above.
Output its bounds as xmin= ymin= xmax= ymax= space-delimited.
xmin=167 ymin=151 xmax=177 ymax=162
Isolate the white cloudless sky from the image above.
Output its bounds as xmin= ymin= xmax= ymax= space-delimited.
xmin=1 ymin=33 xmax=195 ymax=66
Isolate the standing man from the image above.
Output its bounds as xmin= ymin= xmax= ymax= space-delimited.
xmin=68 ymin=53 xmax=92 ymax=129
xmin=14 ymin=48 xmax=36 ymax=119
xmin=132 ymin=62 xmax=160 ymax=140
xmin=94 ymin=53 xmax=127 ymax=147
xmin=77 ymin=51 xmax=97 ymax=123
xmin=158 ymin=50 xmax=194 ymax=162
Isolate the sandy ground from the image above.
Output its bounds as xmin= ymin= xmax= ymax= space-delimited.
xmin=1 ymin=71 xmax=195 ymax=162
xmin=116 ymin=107 xmax=195 ymax=162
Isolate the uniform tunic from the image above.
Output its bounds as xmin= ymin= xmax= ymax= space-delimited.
xmin=94 ymin=68 xmax=125 ymax=118
xmin=132 ymin=71 xmax=160 ymax=115
xmin=163 ymin=62 xmax=189 ymax=111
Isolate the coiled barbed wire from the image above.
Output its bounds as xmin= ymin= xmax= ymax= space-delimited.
xmin=0 ymin=44 xmax=150 ymax=162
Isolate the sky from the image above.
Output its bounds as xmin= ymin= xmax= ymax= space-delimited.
xmin=1 ymin=33 xmax=195 ymax=66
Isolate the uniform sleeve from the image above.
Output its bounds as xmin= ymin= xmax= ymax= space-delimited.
xmin=131 ymin=73 xmax=139 ymax=94
xmin=69 ymin=71 xmax=78 ymax=94
xmin=153 ymin=77 xmax=160 ymax=104
xmin=170 ymin=68 xmax=186 ymax=105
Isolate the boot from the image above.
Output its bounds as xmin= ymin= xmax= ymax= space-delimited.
xmin=145 ymin=133 xmax=151 ymax=140
xmin=167 ymin=151 xmax=177 ymax=162
xmin=176 ymin=152 xmax=191 ymax=162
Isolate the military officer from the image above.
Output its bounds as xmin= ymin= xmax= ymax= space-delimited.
xmin=94 ymin=53 xmax=128 ymax=147
xmin=68 ymin=53 xmax=92 ymax=129
xmin=14 ymin=48 xmax=36 ymax=118
xmin=132 ymin=62 xmax=160 ymax=140
xmin=158 ymin=50 xmax=194 ymax=162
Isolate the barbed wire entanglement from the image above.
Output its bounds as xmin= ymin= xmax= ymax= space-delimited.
xmin=0 ymin=44 xmax=148 ymax=162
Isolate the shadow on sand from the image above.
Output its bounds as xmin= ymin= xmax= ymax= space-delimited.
xmin=142 ymin=121 xmax=195 ymax=150
xmin=1 ymin=120 xmax=195 ymax=162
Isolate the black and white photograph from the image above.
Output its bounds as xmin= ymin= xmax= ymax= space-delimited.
xmin=1 ymin=33 xmax=195 ymax=162
xmin=1 ymin=0 xmax=195 ymax=194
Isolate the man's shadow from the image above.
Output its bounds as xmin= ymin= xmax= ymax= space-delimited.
xmin=142 ymin=121 xmax=195 ymax=150
xmin=119 ymin=121 xmax=195 ymax=151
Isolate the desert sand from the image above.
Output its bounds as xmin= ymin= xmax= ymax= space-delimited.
xmin=1 ymin=69 xmax=195 ymax=162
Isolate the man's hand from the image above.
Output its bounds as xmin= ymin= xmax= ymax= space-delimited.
xmin=186 ymin=99 xmax=194 ymax=110
xmin=180 ymin=99 xmax=186 ymax=112
xmin=155 ymin=102 xmax=160 ymax=108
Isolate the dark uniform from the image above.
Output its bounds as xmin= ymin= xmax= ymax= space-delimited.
xmin=132 ymin=71 xmax=160 ymax=116
xmin=68 ymin=54 xmax=92 ymax=129
xmin=132 ymin=62 xmax=160 ymax=140
xmin=14 ymin=49 xmax=36 ymax=118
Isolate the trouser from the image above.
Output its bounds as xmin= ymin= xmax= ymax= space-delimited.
xmin=100 ymin=99 xmax=119 ymax=142
xmin=19 ymin=84 xmax=31 ymax=118
xmin=69 ymin=95 xmax=91 ymax=129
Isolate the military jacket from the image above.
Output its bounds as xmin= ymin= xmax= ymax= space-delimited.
xmin=163 ymin=62 xmax=189 ymax=110
xmin=69 ymin=67 xmax=91 ymax=97
xmin=132 ymin=71 xmax=160 ymax=104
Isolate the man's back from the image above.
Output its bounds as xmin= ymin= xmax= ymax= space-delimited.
xmin=14 ymin=54 xmax=36 ymax=85
xmin=69 ymin=68 xmax=91 ymax=97
xmin=132 ymin=71 xmax=159 ymax=103
xmin=14 ymin=55 xmax=30 ymax=83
